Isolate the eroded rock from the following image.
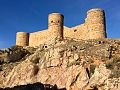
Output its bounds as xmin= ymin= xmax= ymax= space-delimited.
xmin=1 ymin=39 xmax=120 ymax=90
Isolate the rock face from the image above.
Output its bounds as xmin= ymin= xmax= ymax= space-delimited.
xmin=1 ymin=39 xmax=120 ymax=90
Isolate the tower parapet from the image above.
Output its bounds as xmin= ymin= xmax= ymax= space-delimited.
xmin=86 ymin=8 xmax=106 ymax=39
xmin=16 ymin=32 xmax=29 ymax=46
xmin=48 ymin=13 xmax=64 ymax=40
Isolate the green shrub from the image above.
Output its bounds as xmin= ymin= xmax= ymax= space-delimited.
xmin=30 ymin=57 xmax=40 ymax=64
xmin=90 ymin=64 xmax=96 ymax=76
xmin=106 ymin=63 xmax=113 ymax=69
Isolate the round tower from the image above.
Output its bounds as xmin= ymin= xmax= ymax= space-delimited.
xmin=48 ymin=13 xmax=64 ymax=40
xmin=16 ymin=32 xmax=29 ymax=46
xmin=86 ymin=8 xmax=107 ymax=39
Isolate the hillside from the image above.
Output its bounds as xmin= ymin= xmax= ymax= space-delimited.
xmin=0 ymin=38 xmax=120 ymax=90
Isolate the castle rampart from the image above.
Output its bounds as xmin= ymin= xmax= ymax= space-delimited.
xmin=29 ymin=29 xmax=51 ymax=47
xmin=16 ymin=8 xmax=107 ymax=47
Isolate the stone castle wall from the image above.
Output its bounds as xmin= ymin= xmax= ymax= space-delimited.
xmin=16 ymin=32 xmax=29 ymax=46
xmin=64 ymin=24 xmax=89 ymax=40
xmin=86 ymin=8 xmax=106 ymax=39
xmin=48 ymin=13 xmax=64 ymax=40
xmin=16 ymin=8 xmax=107 ymax=47
xmin=29 ymin=29 xmax=50 ymax=47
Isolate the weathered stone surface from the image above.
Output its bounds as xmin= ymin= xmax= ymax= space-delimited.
xmin=85 ymin=64 xmax=111 ymax=89
xmin=37 ymin=65 xmax=89 ymax=90
xmin=1 ymin=39 xmax=120 ymax=90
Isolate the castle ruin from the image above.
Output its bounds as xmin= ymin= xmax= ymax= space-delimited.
xmin=16 ymin=8 xmax=107 ymax=47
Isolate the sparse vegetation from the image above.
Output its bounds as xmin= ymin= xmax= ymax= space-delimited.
xmin=106 ymin=56 xmax=120 ymax=78
xmin=30 ymin=57 xmax=40 ymax=64
xmin=90 ymin=64 xmax=96 ymax=77
xmin=67 ymin=60 xmax=81 ymax=67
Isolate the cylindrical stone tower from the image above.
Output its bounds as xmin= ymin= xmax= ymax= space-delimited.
xmin=16 ymin=32 xmax=29 ymax=46
xmin=86 ymin=8 xmax=107 ymax=39
xmin=48 ymin=13 xmax=64 ymax=40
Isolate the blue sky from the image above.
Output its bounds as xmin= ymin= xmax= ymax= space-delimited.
xmin=0 ymin=0 xmax=120 ymax=48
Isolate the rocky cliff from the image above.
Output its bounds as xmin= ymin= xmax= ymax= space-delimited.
xmin=0 ymin=38 xmax=120 ymax=90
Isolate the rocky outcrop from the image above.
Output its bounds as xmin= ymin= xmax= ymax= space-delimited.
xmin=85 ymin=64 xmax=111 ymax=90
xmin=1 ymin=39 xmax=120 ymax=90
xmin=0 ymin=46 xmax=31 ymax=63
xmin=0 ymin=46 xmax=36 ymax=87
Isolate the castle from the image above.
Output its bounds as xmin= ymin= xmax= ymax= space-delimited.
xmin=16 ymin=8 xmax=107 ymax=47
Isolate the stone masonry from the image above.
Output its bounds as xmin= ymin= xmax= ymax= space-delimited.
xmin=16 ymin=8 xmax=107 ymax=47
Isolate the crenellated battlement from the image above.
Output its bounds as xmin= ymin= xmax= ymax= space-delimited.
xmin=16 ymin=8 xmax=107 ymax=47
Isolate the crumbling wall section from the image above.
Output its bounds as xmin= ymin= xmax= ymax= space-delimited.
xmin=64 ymin=24 xmax=89 ymax=40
